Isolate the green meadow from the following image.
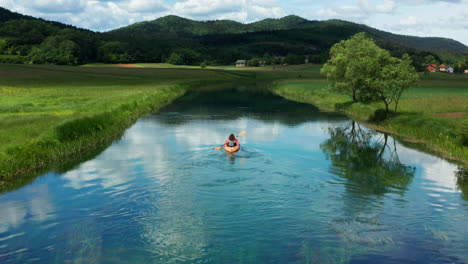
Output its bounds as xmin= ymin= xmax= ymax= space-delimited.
xmin=0 ymin=63 xmax=467 ymax=189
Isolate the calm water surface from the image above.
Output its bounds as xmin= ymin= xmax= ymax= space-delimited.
xmin=1 ymin=86 xmax=467 ymax=263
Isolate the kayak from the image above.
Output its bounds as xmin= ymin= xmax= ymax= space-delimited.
xmin=224 ymin=143 xmax=240 ymax=153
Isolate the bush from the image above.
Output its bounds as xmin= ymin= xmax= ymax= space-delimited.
xmin=0 ymin=55 xmax=26 ymax=64
xmin=370 ymin=109 xmax=391 ymax=122
xmin=334 ymin=101 xmax=354 ymax=111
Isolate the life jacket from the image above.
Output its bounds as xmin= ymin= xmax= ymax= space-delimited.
xmin=225 ymin=139 xmax=239 ymax=147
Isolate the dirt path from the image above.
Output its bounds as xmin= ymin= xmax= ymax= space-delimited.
xmin=433 ymin=112 xmax=465 ymax=119
xmin=116 ymin=64 xmax=142 ymax=68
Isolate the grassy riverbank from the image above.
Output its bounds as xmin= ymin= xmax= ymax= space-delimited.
xmin=273 ymin=72 xmax=468 ymax=164
xmin=0 ymin=64 xmax=238 ymax=190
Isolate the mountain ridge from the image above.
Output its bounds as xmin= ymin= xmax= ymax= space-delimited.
xmin=108 ymin=14 xmax=467 ymax=53
xmin=0 ymin=6 xmax=466 ymax=67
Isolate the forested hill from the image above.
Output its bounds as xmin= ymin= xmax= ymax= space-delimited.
xmin=0 ymin=7 xmax=86 ymax=29
xmin=0 ymin=6 xmax=467 ymax=68
xmin=109 ymin=15 xmax=467 ymax=53
xmin=110 ymin=15 xmax=318 ymax=36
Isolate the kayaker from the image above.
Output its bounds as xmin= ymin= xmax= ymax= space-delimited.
xmin=224 ymin=133 xmax=239 ymax=147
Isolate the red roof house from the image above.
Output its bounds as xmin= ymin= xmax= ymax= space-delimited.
xmin=426 ymin=65 xmax=436 ymax=72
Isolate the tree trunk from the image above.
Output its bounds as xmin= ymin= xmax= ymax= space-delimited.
xmin=394 ymin=99 xmax=399 ymax=113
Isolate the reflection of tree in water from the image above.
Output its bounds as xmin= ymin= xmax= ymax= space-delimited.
xmin=456 ymin=166 xmax=468 ymax=201
xmin=320 ymin=121 xmax=415 ymax=196
xmin=319 ymin=121 xmax=416 ymax=261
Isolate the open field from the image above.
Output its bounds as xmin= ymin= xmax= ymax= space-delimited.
xmin=0 ymin=63 xmax=467 ymax=190
xmin=82 ymin=63 xmax=324 ymax=72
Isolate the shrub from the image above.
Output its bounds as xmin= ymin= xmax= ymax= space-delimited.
xmin=370 ymin=109 xmax=391 ymax=122
xmin=0 ymin=55 xmax=26 ymax=64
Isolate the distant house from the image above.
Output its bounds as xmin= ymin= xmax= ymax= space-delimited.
xmin=259 ymin=61 xmax=267 ymax=67
xmin=236 ymin=60 xmax=247 ymax=67
xmin=426 ymin=64 xmax=436 ymax=72
xmin=446 ymin=65 xmax=454 ymax=73
xmin=438 ymin=64 xmax=446 ymax=72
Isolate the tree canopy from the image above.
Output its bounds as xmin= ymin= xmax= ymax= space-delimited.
xmin=321 ymin=33 xmax=419 ymax=113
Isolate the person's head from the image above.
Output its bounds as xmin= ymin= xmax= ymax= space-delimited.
xmin=229 ymin=134 xmax=236 ymax=141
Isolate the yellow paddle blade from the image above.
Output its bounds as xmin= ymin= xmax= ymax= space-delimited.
xmin=215 ymin=146 xmax=222 ymax=151
xmin=238 ymin=131 xmax=246 ymax=137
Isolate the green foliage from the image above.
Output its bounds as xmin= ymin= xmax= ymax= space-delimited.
xmin=321 ymin=32 xmax=387 ymax=103
xmin=285 ymin=54 xmax=305 ymax=65
xmin=97 ymin=41 xmax=133 ymax=63
xmin=165 ymin=49 xmax=201 ymax=65
xmin=424 ymin=54 xmax=439 ymax=65
xmin=28 ymin=35 xmax=80 ymax=65
xmin=166 ymin=52 xmax=184 ymax=65
xmin=248 ymin=57 xmax=260 ymax=67
xmin=454 ymin=56 xmax=468 ymax=73
xmin=323 ymin=33 xmax=419 ymax=113
xmin=372 ymin=54 xmax=419 ymax=112
xmin=0 ymin=55 xmax=26 ymax=64
xmin=370 ymin=109 xmax=391 ymax=122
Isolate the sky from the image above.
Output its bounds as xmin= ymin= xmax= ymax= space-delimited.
xmin=1 ymin=0 xmax=467 ymax=45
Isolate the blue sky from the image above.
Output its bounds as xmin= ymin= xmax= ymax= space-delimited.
xmin=1 ymin=0 xmax=467 ymax=45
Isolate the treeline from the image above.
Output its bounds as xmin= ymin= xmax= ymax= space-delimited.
xmin=0 ymin=12 xmax=467 ymax=68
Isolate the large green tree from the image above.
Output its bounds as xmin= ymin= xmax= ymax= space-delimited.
xmin=322 ymin=33 xmax=419 ymax=113
xmin=373 ymin=54 xmax=419 ymax=113
xmin=321 ymin=32 xmax=388 ymax=103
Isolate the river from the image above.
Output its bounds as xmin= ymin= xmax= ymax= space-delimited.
xmin=0 ymin=85 xmax=467 ymax=263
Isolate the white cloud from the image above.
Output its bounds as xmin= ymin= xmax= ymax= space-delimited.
xmin=124 ymin=0 xmax=167 ymax=13
xmin=316 ymin=6 xmax=368 ymax=20
xmin=173 ymin=0 xmax=241 ymax=17
xmin=376 ymin=0 xmax=396 ymax=13
xmin=314 ymin=0 xmax=397 ymax=21
xmin=0 ymin=184 xmax=55 ymax=233
xmin=172 ymin=0 xmax=285 ymax=21
xmin=399 ymin=15 xmax=420 ymax=26
xmin=26 ymin=0 xmax=87 ymax=13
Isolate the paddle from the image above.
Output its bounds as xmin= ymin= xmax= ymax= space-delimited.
xmin=214 ymin=131 xmax=246 ymax=151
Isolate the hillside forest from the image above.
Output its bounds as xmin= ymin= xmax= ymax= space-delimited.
xmin=0 ymin=7 xmax=467 ymax=71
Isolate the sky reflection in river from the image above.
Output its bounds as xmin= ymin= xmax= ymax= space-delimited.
xmin=0 ymin=86 xmax=467 ymax=263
